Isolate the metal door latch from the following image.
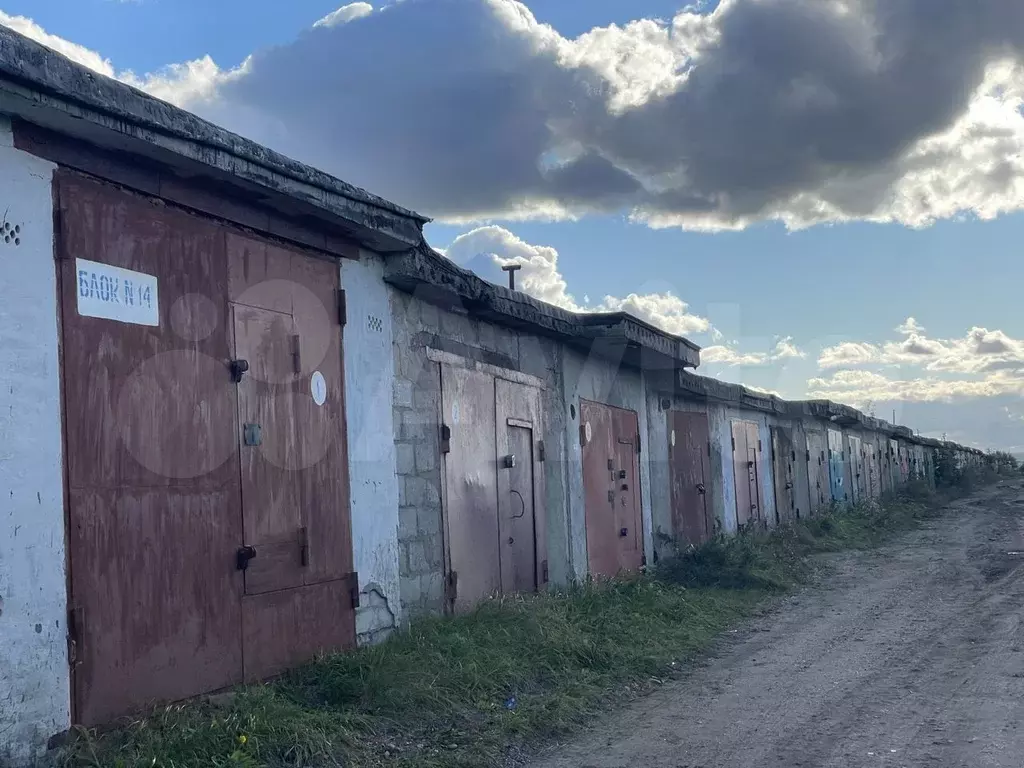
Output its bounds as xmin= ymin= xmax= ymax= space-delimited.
xmin=619 ymin=527 xmax=629 ymax=537
xmin=696 ymin=483 xmax=706 ymax=495
xmin=502 ymin=454 xmax=517 ymax=469
xmin=229 ymin=359 xmax=250 ymax=383
xmin=236 ymin=545 xmax=257 ymax=571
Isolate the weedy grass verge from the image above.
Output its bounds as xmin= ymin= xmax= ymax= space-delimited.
xmin=61 ymin=479 xmax=982 ymax=768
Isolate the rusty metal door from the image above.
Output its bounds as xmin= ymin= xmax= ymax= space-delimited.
xmin=228 ymin=232 xmax=356 ymax=681
xmin=792 ymin=427 xmax=812 ymax=520
xmin=806 ymin=431 xmax=829 ymax=515
xmin=867 ymin=442 xmax=881 ymax=499
xmin=771 ymin=427 xmax=796 ymax=524
xmin=440 ymin=366 xmax=500 ymax=612
xmin=613 ymin=407 xmax=643 ymax=572
xmin=848 ymin=435 xmax=862 ymax=504
xmin=732 ymin=421 xmax=762 ymax=527
xmin=668 ymin=411 xmax=711 ymax=546
xmin=496 ymin=379 xmax=547 ymax=595
xmin=581 ymin=400 xmax=643 ymax=578
xmin=58 ymin=174 xmax=243 ymax=725
xmin=828 ymin=429 xmax=847 ymax=503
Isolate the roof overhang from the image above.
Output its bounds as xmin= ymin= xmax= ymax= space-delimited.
xmin=0 ymin=25 xmax=426 ymax=254
xmin=385 ymin=246 xmax=701 ymax=371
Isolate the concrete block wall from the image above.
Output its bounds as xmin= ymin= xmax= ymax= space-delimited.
xmin=388 ymin=288 xmax=568 ymax=616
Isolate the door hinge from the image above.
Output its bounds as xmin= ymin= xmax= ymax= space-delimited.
xmin=537 ymin=439 xmax=545 ymax=462
xmin=337 ymin=288 xmax=348 ymax=327
xmin=541 ymin=560 xmax=549 ymax=584
xmin=347 ymin=572 xmax=360 ymax=609
xmin=446 ymin=570 xmax=459 ymax=602
xmin=636 ymin=435 xmax=641 ymax=455
xmin=707 ymin=441 xmax=711 ymax=457
xmin=440 ymin=424 xmax=452 ymax=454
xmin=731 ymin=437 xmax=736 ymax=451
xmin=758 ymin=439 xmax=763 ymax=452
xmin=67 ymin=606 xmax=84 ymax=667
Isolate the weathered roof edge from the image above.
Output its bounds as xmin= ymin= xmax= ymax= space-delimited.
xmin=673 ymin=371 xmax=985 ymax=454
xmin=0 ymin=25 xmax=427 ymax=249
xmin=384 ymin=244 xmax=701 ymax=370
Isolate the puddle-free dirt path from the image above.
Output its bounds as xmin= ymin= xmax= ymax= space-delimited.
xmin=530 ymin=481 xmax=1024 ymax=768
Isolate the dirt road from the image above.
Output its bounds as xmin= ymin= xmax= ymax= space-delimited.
xmin=530 ymin=481 xmax=1024 ymax=768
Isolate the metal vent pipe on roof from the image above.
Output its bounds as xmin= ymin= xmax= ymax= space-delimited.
xmin=502 ymin=263 xmax=522 ymax=290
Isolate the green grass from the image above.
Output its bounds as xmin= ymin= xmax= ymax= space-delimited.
xmin=61 ymin=479 xmax=978 ymax=768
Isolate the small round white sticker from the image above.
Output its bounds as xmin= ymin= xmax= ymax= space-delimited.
xmin=584 ymin=421 xmax=592 ymax=443
xmin=311 ymin=371 xmax=327 ymax=406
xmin=670 ymin=430 xmax=676 ymax=448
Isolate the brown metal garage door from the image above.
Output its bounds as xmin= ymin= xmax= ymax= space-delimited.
xmin=580 ymin=400 xmax=643 ymax=578
xmin=668 ymin=411 xmax=712 ymax=546
xmin=57 ymin=172 xmax=356 ymax=725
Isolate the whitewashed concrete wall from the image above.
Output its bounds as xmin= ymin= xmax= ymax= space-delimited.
xmin=0 ymin=118 xmax=69 ymax=765
xmin=340 ymin=252 xmax=401 ymax=643
xmin=561 ymin=348 xmax=653 ymax=580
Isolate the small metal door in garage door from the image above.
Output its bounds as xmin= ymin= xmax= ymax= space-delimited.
xmin=806 ymin=431 xmax=829 ymax=515
xmin=57 ymin=173 xmax=355 ymax=726
xmin=668 ymin=411 xmax=712 ymax=546
xmin=440 ymin=367 xmax=547 ymax=612
xmin=771 ymin=427 xmax=797 ymax=523
xmin=731 ymin=421 xmax=764 ymax=527
xmin=581 ymin=400 xmax=643 ymax=578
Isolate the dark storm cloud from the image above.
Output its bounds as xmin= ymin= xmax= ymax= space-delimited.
xmin=193 ymin=0 xmax=1024 ymax=228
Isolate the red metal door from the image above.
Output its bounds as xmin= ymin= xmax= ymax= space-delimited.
xmin=495 ymin=379 xmax=547 ymax=596
xmin=581 ymin=400 xmax=643 ymax=578
xmin=227 ymin=233 xmax=356 ymax=680
xmin=669 ymin=411 xmax=711 ymax=546
xmin=58 ymin=173 xmax=243 ymax=726
xmin=441 ymin=366 xmax=500 ymax=612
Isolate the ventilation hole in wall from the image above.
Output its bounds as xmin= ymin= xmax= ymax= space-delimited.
xmin=570 ymin=404 xmax=576 ymax=420
xmin=4 ymin=235 xmax=9 ymax=243
xmin=13 ymin=238 xmax=19 ymax=246
xmin=14 ymin=224 xmax=20 ymax=233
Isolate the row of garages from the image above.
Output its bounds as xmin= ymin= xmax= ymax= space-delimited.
xmin=0 ymin=27 xmax=985 ymax=764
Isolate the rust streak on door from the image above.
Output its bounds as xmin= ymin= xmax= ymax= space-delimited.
xmin=669 ymin=411 xmax=711 ymax=546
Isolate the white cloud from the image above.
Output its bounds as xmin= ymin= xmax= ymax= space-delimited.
xmin=896 ymin=316 xmax=926 ymax=335
xmin=0 ymin=11 xmax=114 ymax=76
xmin=819 ymin=324 xmax=1024 ymax=374
xmin=699 ymin=336 xmax=805 ymax=367
xmin=314 ymin=3 xmax=374 ymax=29
xmin=807 ymin=368 xmax=1024 ymax=405
xmin=10 ymin=1 xmax=1024 ymax=230
xmin=443 ymin=225 xmax=711 ymax=337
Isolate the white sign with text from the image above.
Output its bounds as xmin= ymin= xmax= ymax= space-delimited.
xmin=76 ymin=258 xmax=160 ymax=326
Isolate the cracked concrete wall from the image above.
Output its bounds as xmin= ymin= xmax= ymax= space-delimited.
xmin=341 ymin=252 xmax=402 ymax=643
xmin=0 ymin=116 xmax=69 ymax=766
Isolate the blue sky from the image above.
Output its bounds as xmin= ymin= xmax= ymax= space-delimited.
xmin=6 ymin=0 xmax=1024 ymax=451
